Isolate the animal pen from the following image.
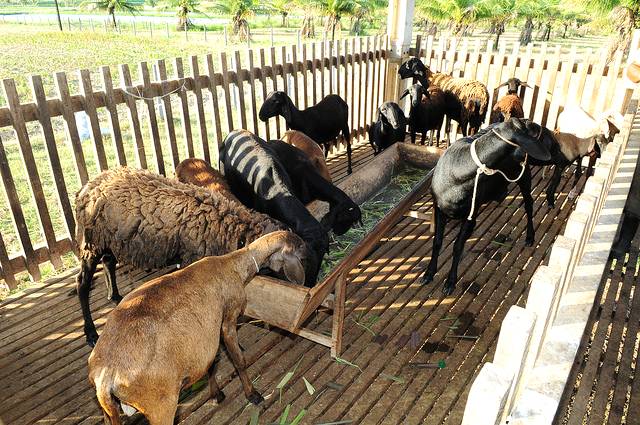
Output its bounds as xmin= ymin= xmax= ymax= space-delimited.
xmin=0 ymin=13 xmax=639 ymax=425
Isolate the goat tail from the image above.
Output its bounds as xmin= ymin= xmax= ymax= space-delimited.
xmin=94 ymin=373 xmax=123 ymax=425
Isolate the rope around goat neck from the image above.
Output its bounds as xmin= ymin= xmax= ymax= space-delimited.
xmin=467 ymin=129 xmax=528 ymax=221
xmin=252 ymin=256 xmax=260 ymax=273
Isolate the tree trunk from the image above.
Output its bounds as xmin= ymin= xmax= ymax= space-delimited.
xmin=519 ymin=17 xmax=533 ymax=45
xmin=109 ymin=8 xmax=117 ymax=29
xmin=562 ymin=23 xmax=568 ymax=38
xmin=53 ymin=0 xmax=63 ymax=30
xmin=281 ymin=12 xmax=287 ymax=27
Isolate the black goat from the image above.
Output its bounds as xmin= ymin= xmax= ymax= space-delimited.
xmin=220 ymin=130 xmax=361 ymax=286
xmin=422 ymin=118 xmax=553 ymax=295
xmin=530 ymin=128 xmax=608 ymax=208
xmin=400 ymin=84 xmax=446 ymax=145
xmin=258 ymin=91 xmax=353 ymax=174
xmin=368 ymin=102 xmax=407 ymax=154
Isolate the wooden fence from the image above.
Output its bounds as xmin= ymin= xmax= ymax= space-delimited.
xmin=0 ymin=35 xmax=388 ymax=288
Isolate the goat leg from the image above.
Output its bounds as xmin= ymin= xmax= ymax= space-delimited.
xmin=77 ymin=255 xmax=101 ymax=347
xmin=517 ymin=167 xmax=536 ymax=246
xmin=221 ymin=312 xmax=263 ymax=405
xmin=343 ymin=126 xmax=352 ymax=174
xmin=422 ymin=205 xmax=447 ymax=285
xmin=207 ymin=361 xmax=226 ymax=403
xmin=546 ymin=165 xmax=564 ymax=208
xmin=102 ymin=252 xmax=122 ymax=304
xmin=443 ymin=217 xmax=476 ymax=296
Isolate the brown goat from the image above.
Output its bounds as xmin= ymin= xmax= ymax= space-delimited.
xmin=175 ymin=158 xmax=240 ymax=203
xmin=490 ymin=93 xmax=525 ymax=123
xmin=280 ymin=130 xmax=333 ymax=182
xmin=88 ymin=230 xmax=306 ymax=425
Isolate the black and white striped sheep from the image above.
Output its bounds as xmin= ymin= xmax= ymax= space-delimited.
xmin=75 ymin=166 xmax=288 ymax=347
xmin=398 ymin=58 xmax=489 ymax=137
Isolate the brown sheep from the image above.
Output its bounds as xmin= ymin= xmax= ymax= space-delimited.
xmin=490 ymin=93 xmax=525 ymax=123
xmin=75 ymin=167 xmax=288 ymax=347
xmin=175 ymin=158 xmax=240 ymax=203
xmin=280 ymin=130 xmax=333 ymax=182
xmin=88 ymin=230 xmax=306 ymax=425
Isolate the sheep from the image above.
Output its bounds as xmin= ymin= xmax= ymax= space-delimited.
xmin=489 ymin=78 xmax=531 ymax=123
xmin=368 ymin=101 xmax=407 ymax=154
xmin=557 ymin=105 xmax=623 ymax=144
xmin=258 ymin=91 xmax=353 ymax=174
xmin=421 ymin=118 xmax=552 ymax=295
xmin=220 ymin=130 xmax=362 ymax=286
xmin=400 ymin=84 xmax=446 ymax=145
xmin=280 ymin=130 xmax=333 ymax=182
xmin=75 ymin=167 xmax=288 ymax=347
xmin=175 ymin=158 xmax=240 ymax=203
xmin=398 ymin=58 xmax=489 ymax=137
xmin=530 ymin=128 xmax=609 ymax=207
xmin=88 ymin=230 xmax=306 ymax=425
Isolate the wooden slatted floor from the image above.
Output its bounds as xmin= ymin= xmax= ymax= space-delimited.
xmin=0 ymin=140 xmax=587 ymax=425
xmin=555 ymin=224 xmax=640 ymax=425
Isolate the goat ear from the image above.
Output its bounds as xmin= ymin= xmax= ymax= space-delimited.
xmin=400 ymin=89 xmax=410 ymax=99
xmin=508 ymin=127 xmax=552 ymax=161
xmin=282 ymin=252 xmax=305 ymax=285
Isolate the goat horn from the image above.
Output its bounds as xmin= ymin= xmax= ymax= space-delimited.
xmin=521 ymin=82 xmax=533 ymax=89
xmin=497 ymin=82 xmax=508 ymax=88
xmin=400 ymin=89 xmax=410 ymax=99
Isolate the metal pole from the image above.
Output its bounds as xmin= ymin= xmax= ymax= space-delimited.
xmin=271 ymin=26 xmax=274 ymax=47
xmin=166 ymin=22 xmax=170 ymax=38
xmin=53 ymin=0 xmax=63 ymax=31
xmin=90 ymin=18 xmax=94 ymax=32
xmin=67 ymin=17 xmax=71 ymax=31
xmin=204 ymin=25 xmax=207 ymax=41
xmin=78 ymin=18 xmax=82 ymax=31
xmin=150 ymin=22 xmax=153 ymax=37
xmin=133 ymin=19 xmax=136 ymax=36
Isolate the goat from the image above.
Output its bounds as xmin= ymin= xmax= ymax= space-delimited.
xmin=398 ymin=58 xmax=489 ymax=137
xmin=280 ymin=130 xmax=332 ymax=182
xmin=489 ymin=78 xmax=531 ymax=123
xmin=400 ymin=84 xmax=446 ymax=145
xmin=368 ymin=101 xmax=407 ymax=154
xmin=422 ymin=118 xmax=552 ymax=295
xmin=75 ymin=167 xmax=287 ymax=346
xmin=175 ymin=158 xmax=240 ymax=203
xmin=557 ymin=105 xmax=623 ymax=144
xmin=220 ymin=130 xmax=361 ymax=286
xmin=531 ymin=128 xmax=608 ymax=207
xmin=258 ymin=91 xmax=353 ymax=173
xmin=88 ymin=231 xmax=306 ymax=425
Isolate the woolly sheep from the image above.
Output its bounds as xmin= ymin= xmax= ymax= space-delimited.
xmin=175 ymin=158 xmax=240 ymax=203
xmin=75 ymin=167 xmax=287 ymax=347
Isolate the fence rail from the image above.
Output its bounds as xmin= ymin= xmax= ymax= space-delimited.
xmin=0 ymin=35 xmax=388 ymax=287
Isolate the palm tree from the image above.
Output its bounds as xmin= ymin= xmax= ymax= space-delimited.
xmin=476 ymin=0 xmax=517 ymax=45
xmin=515 ymin=0 xmax=557 ymax=45
xmin=415 ymin=0 xmax=449 ymax=35
xmin=312 ymin=0 xmax=357 ymax=41
xmin=81 ymin=0 xmax=138 ymax=29
xmin=210 ymin=0 xmax=260 ymax=41
xmin=584 ymin=0 xmax=640 ymax=61
xmin=349 ymin=0 xmax=385 ymax=35
xmin=269 ymin=0 xmax=291 ymax=27
xmin=160 ymin=0 xmax=206 ymax=30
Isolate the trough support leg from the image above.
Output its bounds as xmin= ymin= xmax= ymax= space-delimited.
xmin=331 ymin=274 xmax=347 ymax=358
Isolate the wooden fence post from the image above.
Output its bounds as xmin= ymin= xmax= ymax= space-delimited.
xmin=385 ymin=0 xmax=415 ymax=102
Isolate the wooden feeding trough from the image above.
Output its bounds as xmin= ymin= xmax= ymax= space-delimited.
xmin=243 ymin=143 xmax=442 ymax=357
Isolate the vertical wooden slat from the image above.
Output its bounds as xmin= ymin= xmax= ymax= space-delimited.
xmin=269 ymin=47 xmax=281 ymax=137
xmin=119 ymin=64 xmax=148 ymax=169
xmin=0 ymin=134 xmax=40 ymax=281
xmin=527 ymin=43 xmax=547 ymax=121
xmin=302 ymin=43 xmax=309 ymax=109
xmin=281 ymin=46 xmax=289 ymax=99
xmin=139 ymin=62 xmax=165 ymax=174
xmin=376 ymin=36 xmax=384 ymax=110
xmin=320 ymin=41 xmax=326 ymax=99
xmin=363 ymin=37 xmax=371 ymax=130
xmin=79 ymin=69 xmax=108 ymax=171
xmin=55 ymin=71 xmax=90 ymax=183
xmin=205 ymin=54 xmax=223 ymax=161
xmin=575 ymin=50 xmax=593 ymax=108
xmin=156 ymin=59 xmax=180 ymax=169
xmin=350 ymin=38 xmax=356 ymax=140
xmin=258 ymin=49 xmax=271 ymax=140
xmin=335 ymin=41 xmax=341 ymax=100
xmin=3 ymin=79 xmax=62 ymax=269
xmin=604 ymin=51 xmax=624 ymax=112
xmin=31 ymin=75 xmax=76 ymax=237
xmin=219 ymin=52 xmax=235 ymax=135
xmin=540 ymin=46 xmax=562 ymax=127
xmin=233 ymin=50 xmax=248 ymax=131
xmin=247 ymin=49 xmax=260 ymax=137
xmin=550 ymin=45 xmax=577 ymax=129
xmin=190 ymin=55 xmax=211 ymax=163
xmin=329 ymin=40 xmax=334 ymax=94
xmin=587 ymin=53 xmax=607 ymax=115
xmin=356 ymin=37 xmax=364 ymax=140
xmin=175 ymin=57 xmax=195 ymax=159
xmin=342 ymin=39 xmax=348 ymax=106
xmin=457 ymin=38 xmax=469 ymax=78
xmin=292 ymin=45 xmax=300 ymax=107
xmin=0 ymin=230 xmax=17 ymax=289
xmin=311 ymin=42 xmax=318 ymax=105
xmin=100 ymin=66 xmax=127 ymax=166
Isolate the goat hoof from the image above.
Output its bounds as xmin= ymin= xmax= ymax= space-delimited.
xmin=214 ymin=390 xmax=226 ymax=404
xmin=85 ymin=331 xmax=99 ymax=348
xmin=442 ymin=284 xmax=455 ymax=296
xmin=421 ymin=272 xmax=434 ymax=285
xmin=525 ymin=238 xmax=534 ymax=247
xmin=109 ymin=294 xmax=123 ymax=304
xmin=247 ymin=390 xmax=264 ymax=405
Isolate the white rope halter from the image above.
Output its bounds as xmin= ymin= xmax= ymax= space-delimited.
xmin=251 ymin=255 xmax=260 ymax=273
xmin=467 ymin=128 xmax=531 ymax=221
